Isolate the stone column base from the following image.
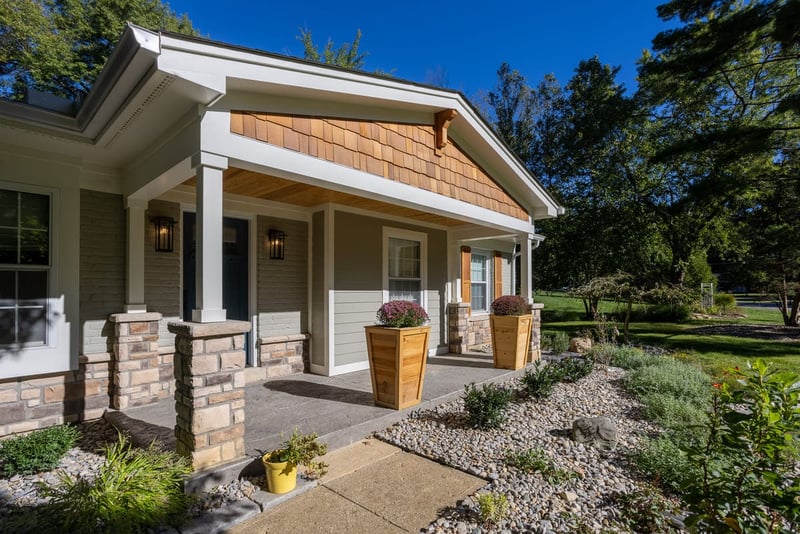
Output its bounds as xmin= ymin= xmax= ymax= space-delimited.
xmin=168 ymin=320 xmax=251 ymax=471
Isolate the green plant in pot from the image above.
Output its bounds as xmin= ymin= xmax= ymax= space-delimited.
xmin=262 ymin=429 xmax=328 ymax=494
xmin=489 ymin=295 xmax=533 ymax=370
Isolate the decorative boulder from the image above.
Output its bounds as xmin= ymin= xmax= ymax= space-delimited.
xmin=571 ymin=416 xmax=618 ymax=451
xmin=569 ymin=337 xmax=593 ymax=353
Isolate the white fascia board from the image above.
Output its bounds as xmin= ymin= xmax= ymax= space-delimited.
xmin=216 ymin=130 xmax=537 ymax=236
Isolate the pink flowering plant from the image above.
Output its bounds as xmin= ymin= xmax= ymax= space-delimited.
xmin=376 ymin=300 xmax=429 ymax=327
xmin=490 ymin=295 xmax=530 ymax=316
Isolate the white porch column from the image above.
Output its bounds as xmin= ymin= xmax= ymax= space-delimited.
xmin=520 ymin=233 xmax=533 ymax=303
xmin=191 ymin=152 xmax=229 ymax=323
xmin=124 ymin=198 xmax=148 ymax=313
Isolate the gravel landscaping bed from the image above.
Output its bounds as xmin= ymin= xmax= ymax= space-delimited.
xmin=378 ymin=366 xmax=669 ymax=533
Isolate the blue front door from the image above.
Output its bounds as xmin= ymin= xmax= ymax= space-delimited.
xmin=183 ymin=213 xmax=252 ymax=364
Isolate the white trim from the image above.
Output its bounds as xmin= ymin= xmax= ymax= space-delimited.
xmin=382 ymin=227 xmax=428 ymax=310
xmin=217 ymin=133 xmax=537 ymax=235
xmin=157 ymin=185 xmax=311 ymax=223
xmin=469 ymin=248 xmax=493 ymax=313
xmin=324 ymin=205 xmax=335 ymax=374
xmin=327 ymin=360 xmax=369 ymax=376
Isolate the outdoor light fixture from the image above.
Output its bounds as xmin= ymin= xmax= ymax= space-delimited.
xmin=153 ymin=217 xmax=176 ymax=253
xmin=268 ymin=229 xmax=287 ymax=260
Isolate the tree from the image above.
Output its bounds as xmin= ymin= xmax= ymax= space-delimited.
xmin=298 ymin=27 xmax=366 ymax=70
xmin=1 ymin=0 xmax=196 ymax=101
xmin=639 ymin=0 xmax=800 ymax=323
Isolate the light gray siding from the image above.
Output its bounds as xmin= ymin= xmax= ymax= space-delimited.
xmin=502 ymin=251 xmax=513 ymax=297
xmin=145 ymin=199 xmax=181 ymax=348
xmin=332 ymin=210 xmax=448 ymax=364
xmin=257 ymin=216 xmax=308 ymax=337
xmin=79 ymin=190 xmax=124 ymax=355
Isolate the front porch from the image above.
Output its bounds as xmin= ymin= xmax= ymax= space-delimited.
xmin=105 ymin=351 xmax=528 ymax=485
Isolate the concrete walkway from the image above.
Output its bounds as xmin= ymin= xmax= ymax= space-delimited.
xmin=227 ymin=438 xmax=485 ymax=534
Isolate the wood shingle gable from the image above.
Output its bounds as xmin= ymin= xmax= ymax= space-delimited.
xmin=230 ymin=111 xmax=530 ymax=221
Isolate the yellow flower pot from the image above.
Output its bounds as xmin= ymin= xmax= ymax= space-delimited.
xmin=262 ymin=452 xmax=298 ymax=494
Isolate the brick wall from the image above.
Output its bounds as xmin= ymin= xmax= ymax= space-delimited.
xmin=80 ymin=190 xmax=125 ymax=355
xmin=0 ymin=353 xmax=110 ymax=437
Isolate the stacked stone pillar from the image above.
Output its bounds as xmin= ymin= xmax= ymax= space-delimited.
xmin=447 ymin=302 xmax=471 ymax=353
xmin=168 ymin=320 xmax=251 ymax=471
xmin=529 ymin=303 xmax=544 ymax=362
xmin=109 ymin=312 xmax=164 ymax=409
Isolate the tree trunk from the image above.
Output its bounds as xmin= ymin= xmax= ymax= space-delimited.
xmin=788 ymin=290 xmax=799 ymax=327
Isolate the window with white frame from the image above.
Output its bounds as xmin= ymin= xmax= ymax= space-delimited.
xmin=384 ymin=228 xmax=426 ymax=305
xmin=470 ymin=251 xmax=491 ymax=312
xmin=0 ymin=189 xmax=50 ymax=346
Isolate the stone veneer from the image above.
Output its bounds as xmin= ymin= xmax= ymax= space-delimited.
xmin=0 ymin=353 xmax=111 ymax=437
xmin=109 ymin=312 xmax=173 ymax=410
xmin=448 ymin=302 xmax=542 ymax=361
xmin=169 ymin=320 xmax=251 ymax=471
xmin=258 ymin=334 xmax=309 ymax=377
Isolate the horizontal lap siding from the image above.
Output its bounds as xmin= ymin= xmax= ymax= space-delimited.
xmin=334 ymin=291 xmax=382 ymax=366
xmin=257 ymin=216 xmax=309 ymax=337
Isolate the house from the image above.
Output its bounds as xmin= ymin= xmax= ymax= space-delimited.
xmin=0 ymin=25 xmax=562 ymax=469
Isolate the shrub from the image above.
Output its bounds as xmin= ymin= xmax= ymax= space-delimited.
xmin=490 ymin=295 xmax=529 ymax=316
xmin=269 ymin=428 xmax=328 ymax=478
xmin=614 ymin=485 xmax=676 ymax=533
xmin=520 ymin=361 xmax=562 ymax=398
xmin=36 ymin=434 xmax=191 ymax=533
xmin=713 ymin=291 xmax=736 ymax=312
xmin=633 ymin=437 xmax=698 ymax=494
xmin=504 ymin=447 xmax=578 ymax=485
xmin=375 ymin=300 xmax=428 ymax=327
xmin=543 ymin=331 xmax=569 ymax=354
xmin=462 ymin=382 xmax=513 ymax=430
xmin=0 ymin=424 xmax=80 ymax=476
xmin=681 ymin=361 xmax=800 ymax=533
xmin=642 ymin=393 xmax=709 ymax=438
xmin=632 ymin=304 xmax=692 ymax=323
xmin=624 ymin=359 xmax=711 ymax=408
xmin=609 ymin=346 xmax=659 ymax=369
xmin=555 ymin=357 xmax=594 ymax=383
xmin=476 ymin=492 xmax=509 ymax=526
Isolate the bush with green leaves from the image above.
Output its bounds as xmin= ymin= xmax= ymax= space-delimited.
xmin=641 ymin=393 xmax=709 ymax=446
xmin=633 ymin=436 xmax=699 ymax=494
xmin=0 ymin=424 xmax=80 ymax=476
xmin=624 ymin=359 xmax=711 ymax=408
xmin=462 ymin=382 xmax=513 ymax=430
xmin=555 ymin=356 xmax=594 ymax=383
xmin=606 ymin=345 xmax=658 ymax=369
xmin=476 ymin=492 xmax=509 ymax=526
xmin=542 ymin=331 xmax=569 ymax=354
xmin=31 ymin=434 xmax=192 ymax=533
xmin=614 ymin=485 xmax=677 ymax=533
xmin=681 ymin=360 xmax=800 ymax=533
xmin=712 ymin=291 xmax=736 ymax=312
xmin=504 ymin=447 xmax=578 ymax=485
xmin=520 ymin=361 xmax=563 ymax=398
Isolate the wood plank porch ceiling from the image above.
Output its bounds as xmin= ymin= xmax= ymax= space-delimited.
xmin=184 ymin=168 xmax=466 ymax=226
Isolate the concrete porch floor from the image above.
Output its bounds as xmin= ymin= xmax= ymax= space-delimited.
xmin=106 ymin=352 xmax=527 ymax=460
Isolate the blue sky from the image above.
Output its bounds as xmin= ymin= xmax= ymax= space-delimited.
xmin=167 ymin=1 xmax=673 ymax=98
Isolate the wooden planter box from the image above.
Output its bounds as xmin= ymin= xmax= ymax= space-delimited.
xmin=490 ymin=314 xmax=532 ymax=370
xmin=364 ymin=325 xmax=430 ymax=410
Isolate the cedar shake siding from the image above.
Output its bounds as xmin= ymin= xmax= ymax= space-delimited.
xmin=230 ymin=111 xmax=529 ymax=221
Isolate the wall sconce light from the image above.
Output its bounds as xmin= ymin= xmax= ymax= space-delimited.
xmin=268 ymin=229 xmax=286 ymax=260
xmin=153 ymin=217 xmax=176 ymax=253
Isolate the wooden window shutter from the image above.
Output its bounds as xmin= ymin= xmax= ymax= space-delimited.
xmin=494 ymin=251 xmax=503 ymax=298
xmin=460 ymin=246 xmax=471 ymax=303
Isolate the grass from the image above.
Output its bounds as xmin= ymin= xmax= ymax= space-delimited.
xmin=534 ymin=292 xmax=800 ymax=375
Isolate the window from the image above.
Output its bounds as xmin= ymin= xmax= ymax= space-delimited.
xmin=384 ymin=228 xmax=426 ymax=306
xmin=470 ymin=252 xmax=490 ymax=311
xmin=0 ymin=189 xmax=50 ymax=346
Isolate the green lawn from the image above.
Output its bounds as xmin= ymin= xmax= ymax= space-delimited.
xmin=535 ymin=292 xmax=800 ymax=376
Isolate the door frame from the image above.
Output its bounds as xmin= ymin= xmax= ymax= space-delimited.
xmin=180 ymin=208 xmax=259 ymax=366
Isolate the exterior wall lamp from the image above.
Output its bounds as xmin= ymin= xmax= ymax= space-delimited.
xmin=268 ymin=229 xmax=286 ymax=260
xmin=153 ymin=217 xmax=176 ymax=253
